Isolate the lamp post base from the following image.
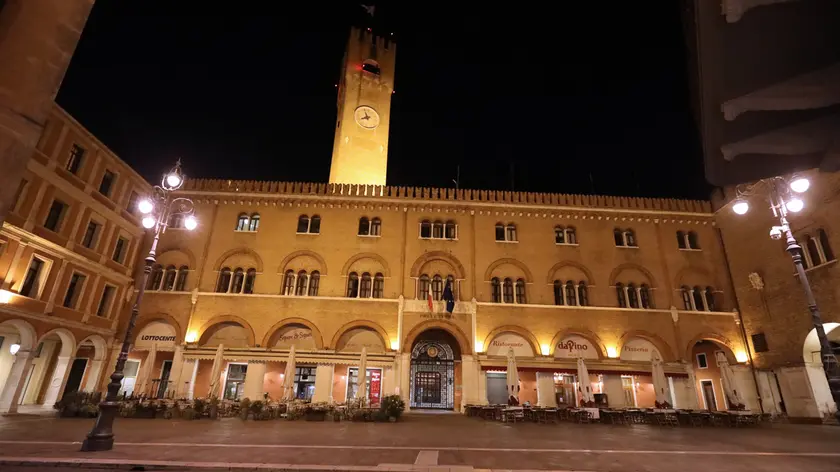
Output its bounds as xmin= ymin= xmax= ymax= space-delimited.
xmin=80 ymin=399 xmax=119 ymax=451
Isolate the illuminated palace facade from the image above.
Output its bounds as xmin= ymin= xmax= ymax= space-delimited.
xmin=1 ymin=27 xmax=765 ymax=414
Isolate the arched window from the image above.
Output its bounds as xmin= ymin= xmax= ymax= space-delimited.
xmin=625 ymin=229 xmax=637 ymax=247
xmin=432 ymin=221 xmax=444 ymax=239
xmin=614 ymin=229 xmax=624 ymax=246
xmin=578 ymin=281 xmax=589 ymax=306
xmin=555 ymin=226 xmax=565 ymax=244
xmin=495 ymin=223 xmax=505 ymax=241
xmin=236 ymin=213 xmax=249 ymax=231
xmin=248 ymin=213 xmax=260 ymax=232
xmin=297 ymin=215 xmax=310 ymax=233
xmin=175 ymin=266 xmax=189 ymax=291
xmin=147 ymin=264 xmax=164 ymax=291
xmin=567 ymin=227 xmax=577 ymax=245
xmin=358 ymin=217 xmax=370 ymax=236
xmin=370 ymin=218 xmax=381 ymax=236
xmin=616 ymin=283 xmax=626 ymax=307
xmin=681 ymin=286 xmax=692 ymax=310
xmin=676 ymin=231 xmax=686 ymax=249
xmin=294 ymin=270 xmax=307 ymax=296
xmin=692 ymin=285 xmax=705 ymax=311
xmin=503 ymin=278 xmax=514 ymax=303
xmin=372 ymin=273 xmax=384 ymax=298
xmin=308 ymin=271 xmax=320 ymax=296
xmin=243 ymin=268 xmax=256 ymax=294
xmin=627 ymin=283 xmax=639 ymax=308
xmin=162 ymin=265 xmax=177 ymax=291
xmin=216 ymin=267 xmax=232 ymax=293
xmin=444 ymin=220 xmax=457 ymax=240
xmin=565 ymin=281 xmax=576 ymax=306
xmin=359 ymin=272 xmax=372 ymax=298
xmin=420 ymin=220 xmax=432 ymax=238
xmin=819 ymin=229 xmax=835 ymax=262
xmin=431 ymin=275 xmax=443 ymax=300
xmin=553 ymin=280 xmax=563 ymax=305
xmin=705 ymin=286 xmax=716 ymax=312
xmin=506 ymin=224 xmax=517 ymax=242
xmin=283 ymin=270 xmax=295 ymax=296
xmin=362 ymin=59 xmax=381 ymax=75
xmin=347 ymin=272 xmax=359 ymax=298
xmin=446 ymin=274 xmax=456 ymax=300
xmin=418 ymin=274 xmax=430 ymax=300
xmin=491 ymin=277 xmax=502 ymax=303
xmin=616 ymin=228 xmax=636 ymax=247
xmin=640 ymin=284 xmax=653 ymax=309
xmin=687 ymin=231 xmax=699 ymax=249
xmin=515 ymin=279 xmax=526 ymax=304
xmin=806 ymin=235 xmax=821 ymax=267
xmin=231 ymin=268 xmax=245 ymax=293
xmin=309 ymin=215 xmax=321 ymax=234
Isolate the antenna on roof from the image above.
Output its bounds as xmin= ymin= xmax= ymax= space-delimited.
xmin=452 ymin=165 xmax=460 ymax=190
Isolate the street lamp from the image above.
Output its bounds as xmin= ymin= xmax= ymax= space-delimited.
xmin=732 ymin=175 xmax=840 ymax=420
xmin=82 ymin=160 xmax=197 ymax=451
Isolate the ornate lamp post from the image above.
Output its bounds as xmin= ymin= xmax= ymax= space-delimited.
xmin=82 ymin=160 xmax=197 ymax=451
xmin=732 ymin=175 xmax=840 ymax=420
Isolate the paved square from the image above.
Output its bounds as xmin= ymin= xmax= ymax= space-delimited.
xmin=0 ymin=412 xmax=837 ymax=472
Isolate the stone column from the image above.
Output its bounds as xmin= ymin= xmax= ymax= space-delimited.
xmin=311 ymin=364 xmax=335 ymax=403
xmin=0 ymin=348 xmax=35 ymax=413
xmin=536 ymin=372 xmax=557 ymax=407
xmin=0 ymin=0 xmax=96 ymax=225
xmin=682 ymin=363 xmax=701 ymax=409
xmin=83 ymin=359 xmax=104 ymax=392
xmin=241 ymin=361 xmax=267 ymax=401
xmin=381 ymin=366 xmax=395 ymax=397
xmin=398 ymin=353 xmax=411 ymax=410
xmin=478 ymin=369 xmax=488 ymax=405
xmin=602 ymin=375 xmax=625 ymax=408
xmin=460 ymin=355 xmax=481 ymax=410
xmin=186 ymin=359 xmax=199 ymax=400
xmin=42 ymin=355 xmax=72 ymax=406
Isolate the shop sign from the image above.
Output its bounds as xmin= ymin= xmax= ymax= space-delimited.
xmin=134 ymin=322 xmax=177 ymax=349
xmin=272 ymin=327 xmax=316 ymax=350
xmin=554 ymin=335 xmax=598 ymax=359
xmin=620 ymin=338 xmax=661 ymax=361
xmin=486 ymin=332 xmax=534 ymax=357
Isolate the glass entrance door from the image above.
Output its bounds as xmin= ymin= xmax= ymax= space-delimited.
xmin=223 ymin=363 xmax=247 ymax=400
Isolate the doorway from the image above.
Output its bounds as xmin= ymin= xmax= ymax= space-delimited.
xmin=223 ymin=363 xmax=247 ymax=400
xmin=486 ymin=372 xmax=507 ymax=405
xmin=409 ymin=340 xmax=455 ymax=409
xmin=62 ymin=358 xmax=88 ymax=398
xmin=701 ymin=379 xmax=717 ymax=410
xmin=156 ymin=360 xmax=172 ymax=399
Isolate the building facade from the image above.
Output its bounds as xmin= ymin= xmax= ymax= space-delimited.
xmin=0 ymin=105 xmax=150 ymax=413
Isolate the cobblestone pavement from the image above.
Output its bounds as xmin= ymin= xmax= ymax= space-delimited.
xmin=0 ymin=413 xmax=838 ymax=472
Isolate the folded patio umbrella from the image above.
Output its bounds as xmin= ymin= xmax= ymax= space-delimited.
xmin=207 ymin=344 xmax=224 ymax=398
xmin=576 ymin=354 xmax=595 ymax=404
xmin=506 ymin=348 xmax=519 ymax=403
xmin=716 ymin=351 xmax=743 ymax=408
xmin=355 ymin=346 xmax=368 ymax=403
xmin=282 ymin=346 xmax=297 ymax=401
xmin=136 ymin=342 xmax=156 ymax=397
xmin=651 ymin=351 xmax=669 ymax=405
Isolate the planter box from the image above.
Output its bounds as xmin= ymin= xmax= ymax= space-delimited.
xmin=305 ymin=411 xmax=327 ymax=421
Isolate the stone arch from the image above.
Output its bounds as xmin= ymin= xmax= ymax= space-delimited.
xmin=78 ymin=334 xmax=108 ymax=361
xmin=483 ymin=257 xmax=534 ymax=283
xmin=130 ymin=313 xmax=184 ymax=345
xmin=37 ymin=328 xmax=77 ymax=357
xmin=545 ymin=260 xmax=595 ymax=284
xmin=482 ymin=325 xmax=540 ymax=357
xmin=409 ymin=251 xmax=466 ymax=280
xmin=330 ymin=320 xmax=391 ymax=351
xmin=684 ymin=332 xmax=739 ymax=362
xmin=277 ymin=249 xmax=328 ymax=275
xmin=156 ymin=247 xmax=197 ymax=269
xmin=261 ymin=317 xmax=325 ymax=349
xmin=402 ymin=320 xmax=472 ymax=355
xmin=608 ymin=262 xmax=658 ymax=287
xmin=616 ymin=330 xmax=676 ymax=361
xmin=0 ymin=318 xmax=37 ymax=350
xmin=197 ymin=315 xmax=256 ymax=347
xmin=549 ymin=328 xmax=608 ymax=359
xmin=212 ymin=247 xmax=264 ymax=272
xmin=340 ymin=252 xmax=391 ymax=277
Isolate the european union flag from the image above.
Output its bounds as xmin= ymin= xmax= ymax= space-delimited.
xmin=442 ymin=279 xmax=455 ymax=313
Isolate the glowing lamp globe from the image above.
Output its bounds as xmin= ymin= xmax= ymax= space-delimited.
xmin=137 ymin=199 xmax=154 ymax=214
xmin=141 ymin=216 xmax=156 ymax=229
xmin=789 ymin=178 xmax=810 ymax=193
xmin=166 ymin=173 xmax=182 ymax=188
xmin=184 ymin=215 xmax=198 ymax=231
xmin=9 ymin=343 xmax=20 ymax=355
xmin=732 ymin=201 xmax=749 ymax=215
xmin=786 ymin=198 xmax=804 ymax=213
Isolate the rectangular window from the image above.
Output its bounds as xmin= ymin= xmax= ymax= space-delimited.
xmin=67 ymin=144 xmax=85 ymax=174
xmin=751 ymin=333 xmax=769 ymax=353
xmin=63 ymin=272 xmax=87 ymax=309
xmin=127 ymin=191 xmax=140 ymax=214
xmin=20 ymin=257 xmax=45 ymax=298
xmin=81 ymin=221 xmax=101 ymax=249
xmin=44 ymin=199 xmax=67 ymax=232
xmin=696 ymin=353 xmax=708 ymax=369
xmin=12 ymin=179 xmax=28 ymax=211
xmin=97 ymin=285 xmax=116 ymax=317
xmin=112 ymin=236 xmax=128 ymax=263
xmin=98 ymin=170 xmax=116 ymax=196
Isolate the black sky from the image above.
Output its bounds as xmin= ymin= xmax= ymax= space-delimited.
xmin=56 ymin=1 xmax=710 ymax=200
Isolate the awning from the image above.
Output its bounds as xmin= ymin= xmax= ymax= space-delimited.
xmin=722 ymin=63 xmax=840 ymax=120
xmin=182 ymin=347 xmax=396 ymax=368
xmin=720 ymin=113 xmax=840 ymax=161
xmin=479 ymin=358 xmax=689 ymax=378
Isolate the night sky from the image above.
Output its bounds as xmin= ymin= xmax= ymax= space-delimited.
xmin=56 ymin=1 xmax=710 ymax=200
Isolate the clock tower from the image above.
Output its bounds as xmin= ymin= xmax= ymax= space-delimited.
xmin=329 ymin=27 xmax=396 ymax=186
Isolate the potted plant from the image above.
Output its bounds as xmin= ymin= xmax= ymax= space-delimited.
xmin=304 ymin=402 xmax=330 ymax=421
xmin=380 ymin=395 xmax=405 ymax=422
xmin=208 ymin=396 xmax=219 ymax=419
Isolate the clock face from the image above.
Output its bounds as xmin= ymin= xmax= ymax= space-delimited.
xmin=354 ymin=106 xmax=380 ymax=129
